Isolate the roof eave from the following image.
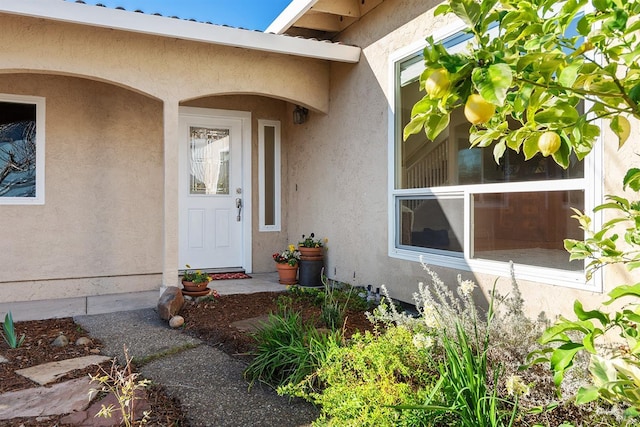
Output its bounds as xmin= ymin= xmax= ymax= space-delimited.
xmin=265 ymin=0 xmax=318 ymax=35
xmin=0 ymin=0 xmax=360 ymax=63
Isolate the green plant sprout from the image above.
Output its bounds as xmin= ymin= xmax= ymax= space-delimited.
xmin=2 ymin=311 xmax=25 ymax=349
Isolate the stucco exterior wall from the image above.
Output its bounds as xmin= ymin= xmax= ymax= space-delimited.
xmin=0 ymin=11 xmax=335 ymax=318
xmin=287 ymin=0 xmax=637 ymax=318
xmin=0 ymin=74 xmax=163 ymax=303
xmin=0 ymin=13 xmax=330 ymax=113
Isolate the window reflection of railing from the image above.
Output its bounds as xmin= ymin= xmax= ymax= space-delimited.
xmin=404 ymin=139 xmax=448 ymax=210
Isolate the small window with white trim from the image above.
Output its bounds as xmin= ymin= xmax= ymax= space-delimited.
xmin=258 ymin=119 xmax=281 ymax=231
xmin=0 ymin=94 xmax=45 ymax=205
xmin=390 ymin=30 xmax=601 ymax=289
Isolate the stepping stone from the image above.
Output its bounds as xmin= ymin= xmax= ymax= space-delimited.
xmin=16 ymin=355 xmax=111 ymax=385
xmin=229 ymin=314 xmax=271 ymax=332
xmin=61 ymin=388 xmax=150 ymax=426
xmin=0 ymin=377 xmax=93 ymax=420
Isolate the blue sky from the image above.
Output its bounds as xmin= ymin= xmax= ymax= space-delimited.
xmin=71 ymin=0 xmax=293 ymax=31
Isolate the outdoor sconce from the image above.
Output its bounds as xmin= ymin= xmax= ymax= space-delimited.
xmin=293 ymin=105 xmax=309 ymax=124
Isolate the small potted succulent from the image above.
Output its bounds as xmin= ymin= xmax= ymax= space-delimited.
xmin=272 ymin=245 xmax=300 ymax=285
xmin=181 ymin=265 xmax=212 ymax=292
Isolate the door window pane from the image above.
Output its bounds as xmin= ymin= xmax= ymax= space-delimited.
xmin=399 ymin=197 xmax=464 ymax=252
xmin=472 ymin=191 xmax=584 ymax=270
xmin=189 ymin=126 xmax=230 ymax=195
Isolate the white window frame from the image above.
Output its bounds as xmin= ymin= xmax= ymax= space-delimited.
xmin=0 ymin=94 xmax=45 ymax=205
xmin=387 ymin=20 xmax=603 ymax=291
xmin=258 ymin=119 xmax=281 ymax=231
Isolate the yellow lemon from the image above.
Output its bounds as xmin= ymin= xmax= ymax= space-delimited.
xmin=618 ymin=116 xmax=631 ymax=146
xmin=464 ymin=94 xmax=495 ymax=125
xmin=538 ymin=131 xmax=561 ymax=157
xmin=425 ymin=69 xmax=451 ymax=98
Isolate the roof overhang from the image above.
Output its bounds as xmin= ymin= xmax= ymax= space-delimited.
xmin=266 ymin=0 xmax=383 ymax=37
xmin=0 ymin=0 xmax=361 ymax=63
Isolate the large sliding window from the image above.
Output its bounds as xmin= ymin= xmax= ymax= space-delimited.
xmin=390 ymin=31 xmax=601 ymax=289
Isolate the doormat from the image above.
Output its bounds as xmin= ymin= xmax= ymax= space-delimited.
xmin=209 ymin=272 xmax=251 ymax=280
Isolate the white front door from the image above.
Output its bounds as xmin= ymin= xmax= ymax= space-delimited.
xmin=178 ymin=108 xmax=248 ymax=270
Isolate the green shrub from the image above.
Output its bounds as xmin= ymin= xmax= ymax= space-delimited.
xmin=244 ymin=310 xmax=340 ymax=389
xmin=281 ymin=326 xmax=440 ymax=426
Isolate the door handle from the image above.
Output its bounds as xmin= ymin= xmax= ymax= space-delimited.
xmin=236 ymin=198 xmax=242 ymax=221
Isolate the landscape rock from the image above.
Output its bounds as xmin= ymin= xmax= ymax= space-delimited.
xmin=75 ymin=337 xmax=92 ymax=346
xmin=157 ymin=286 xmax=184 ymax=320
xmin=60 ymin=388 xmax=150 ymax=426
xmin=0 ymin=377 xmax=93 ymax=420
xmin=16 ymin=355 xmax=111 ymax=385
xmin=51 ymin=334 xmax=69 ymax=347
xmin=169 ymin=315 xmax=184 ymax=328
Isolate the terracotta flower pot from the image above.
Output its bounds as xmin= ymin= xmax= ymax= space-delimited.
xmin=182 ymin=280 xmax=209 ymax=292
xmin=275 ymin=263 xmax=298 ymax=285
xmin=298 ymin=246 xmax=323 ymax=261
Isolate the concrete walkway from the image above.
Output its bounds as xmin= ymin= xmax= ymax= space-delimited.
xmin=74 ymin=274 xmax=319 ymax=427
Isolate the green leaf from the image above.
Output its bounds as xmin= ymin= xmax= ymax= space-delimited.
xmin=449 ymin=0 xmax=481 ymax=28
xmin=576 ymin=386 xmax=601 ymax=404
xmin=539 ymin=320 xmax=592 ymax=344
xmin=592 ymin=0 xmax=611 ymax=12
xmin=403 ymin=114 xmax=427 ymax=141
xmin=623 ymin=168 xmax=640 ymax=191
xmin=574 ymin=300 xmax=609 ymax=325
xmin=589 ymin=355 xmax=617 ymax=385
xmin=559 ymin=62 xmax=582 ymax=88
xmin=493 ymin=140 xmax=506 ymax=164
xmin=410 ymin=96 xmax=433 ymax=116
xmin=523 ymin=133 xmax=540 ymax=160
xmin=550 ymin=342 xmax=584 ymax=385
xmin=576 ymin=16 xmax=591 ymax=36
xmin=604 ymin=283 xmax=640 ymax=305
xmin=610 ymin=116 xmax=630 ymax=148
xmin=582 ymin=332 xmax=598 ymax=354
xmin=629 ymin=84 xmax=640 ymax=104
xmin=433 ymin=3 xmax=450 ymax=16
xmin=551 ymin=135 xmax=570 ymax=168
xmin=425 ymin=113 xmax=451 ymax=141
xmin=534 ymin=103 xmax=579 ymax=126
xmin=472 ymin=63 xmax=513 ymax=106
xmin=605 ymin=8 xmax=628 ymax=32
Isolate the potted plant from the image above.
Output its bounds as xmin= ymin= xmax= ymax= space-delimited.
xmin=273 ymin=245 xmax=300 ymax=285
xmin=181 ymin=265 xmax=212 ymax=293
xmin=298 ymin=233 xmax=326 ymax=260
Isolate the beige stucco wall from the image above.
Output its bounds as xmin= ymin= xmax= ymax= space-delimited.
xmin=0 ymin=73 xmax=164 ymax=302
xmin=286 ymin=0 xmax=639 ymax=319
xmin=0 ymin=13 xmax=330 ymax=113
xmin=0 ymin=11 xmax=334 ymax=317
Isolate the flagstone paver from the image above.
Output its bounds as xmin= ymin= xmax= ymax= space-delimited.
xmin=229 ymin=314 xmax=270 ymax=332
xmin=60 ymin=388 xmax=150 ymax=427
xmin=0 ymin=377 xmax=93 ymax=420
xmin=15 ymin=355 xmax=110 ymax=385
